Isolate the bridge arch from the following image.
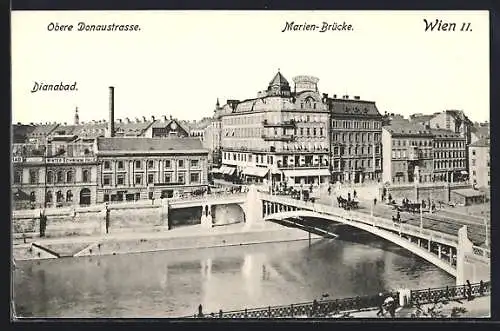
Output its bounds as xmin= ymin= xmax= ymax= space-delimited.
xmin=264 ymin=210 xmax=457 ymax=277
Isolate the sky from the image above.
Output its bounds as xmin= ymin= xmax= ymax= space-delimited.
xmin=11 ymin=10 xmax=490 ymax=124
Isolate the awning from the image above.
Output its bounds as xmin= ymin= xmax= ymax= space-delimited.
xmin=242 ymin=166 xmax=269 ymax=177
xmin=210 ymin=167 xmax=221 ymax=174
xmin=461 ymin=171 xmax=468 ymax=175
xmin=452 ymin=188 xmax=485 ymax=198
xmin=283 ymin=169 xmax=330 ymax=178
xmin=219 ymin=165 xmax=236 ymax=175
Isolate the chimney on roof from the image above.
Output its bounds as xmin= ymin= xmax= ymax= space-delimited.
xmin=118 ymin=119 xmax=122 ymax=123
xmin=162 ymin=115 xmax=167 ymax=122
xmin=151 ymin=115 xmax=155 ymax=121
xmin=333 ymin=94 xmax=337 ymax=99
xmin=142 ymin=116 xmax=147 ymax=122
xmin=135 ymin=117 xmax=140 ymax=123
xmin=354 ymin=96 xmax=360 ymax=100
xmin=126 ymin=117 xmax=131 ymax=123
xmin=106 ymin=86 xmax=115 ymax=138
xmin=170 ymin=115 xmax=173 ymax=120
xmin=344 ymin=95 xmax=349 ymax=99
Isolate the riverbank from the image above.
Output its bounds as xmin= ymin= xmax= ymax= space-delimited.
xmin=13 ymin=222 xmax=323 ymax=261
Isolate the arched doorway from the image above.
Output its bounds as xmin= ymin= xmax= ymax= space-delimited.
xmin=79 ymin=188 xmax=91 ymax=205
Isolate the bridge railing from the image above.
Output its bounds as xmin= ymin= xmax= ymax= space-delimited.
xmin=410 ymin=281 xmax=490 ymax=305
xmin=472 ymin=246 xmax=490 ymax=259
xmin=262 ymin=194 xmax=459 ymax=245
xmin=188 ymin=291 xmax=399 ymax=319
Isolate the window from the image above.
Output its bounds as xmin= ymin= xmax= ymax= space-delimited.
xmin=28 ymin=170 xmax=37 ymax=184
xmin=148 ymin=160 xmax=154 ymax=169
xmin=117 ymin=161 xmax=124 ymax=169
xmin=46 ymin=171 xmax=53 ymax=184
xmin=472 ymin=150 xmax=476 ymax=156
xmin=66 ymin=171 xmax=73 ymax=183
xmin=117 ymin=175 xmax=125 ymax=185
xmin=178 ymin=159 xmax=185 ymax=168
xmin=82 ymin=170 xmax=90 ymax=183
xmin=178 ymin=173 xmax=185 ymax=184
xmin=135 ymin=174 xmax=143 ymax=185
xmin=320 ymin=128 xmax=323 ymax=136
xmin=164 ymin=174 xmax=171 ymax=183
xmin=66 ymin=190 xmax=73 ymax=202
xmin=104 ymin=161 xmax=111 ymax=169
xmin=190 ymin=173 xmax=200 ymax=183
xmin=165 ymin=160 xmax=171 ymax=168
xmin=135 ymin=160 xmax=142 ymax=169
xmin=300 ymin=128 xmax=304 ymax=136
xmin=306 ymin=128 xmax=310 ymax=136
xmin=103 ymin=175 xmax=111 ymax=186
xmin=57 ymin=171 xmax=64 ymax=183
xmin=56 ymin=190 xmax=63 ymax=203
xmin=313 ymin=128 xmax=317 ymax=136
xmin=46 ymin=191 xmax=52 ymax=203
xmin=104 ymin=194 xmax=109 ymax=202
xmin=149 ymin=192 xmax=154 ymax=200
xmin=148 ymin=174 xmax=154 ymax=184
xmin=472 ymin=159 xmax=476 ymax=166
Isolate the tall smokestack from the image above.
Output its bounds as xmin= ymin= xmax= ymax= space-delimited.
xmin=107 ymin=86 xmax=115 ymax=137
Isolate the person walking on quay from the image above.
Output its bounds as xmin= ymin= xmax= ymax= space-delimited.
xmin=39 ymin=210 xmax=47 ymax=238
xmin=105 ymin=204 xmax=110 ymax=235
xmin=383 ymin=295 xmax=396 ymax=318
xmin=373 ymin=197 xmax=377 ymax=206
xmin=376 ymin=293 xmax=385 ymax=317
xmin=466 ymin=280 xmax=473 ymax=301
xmin=328 ymin=186 xmax=332 ymax=196
xmin=353 ymin=190 xmax=357 ymax=199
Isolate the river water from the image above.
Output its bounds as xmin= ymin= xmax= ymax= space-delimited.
xmin=13 ymin=231 xmax=454 ymax=318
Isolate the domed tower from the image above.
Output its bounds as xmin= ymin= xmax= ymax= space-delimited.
xmin=74 ymin=107 xmax=80 ymax=125
xmin=267 ymin=70 xmax=291 ymax=97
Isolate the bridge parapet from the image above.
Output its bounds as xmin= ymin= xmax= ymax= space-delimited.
xmin=262 ymin=194 xmax=459 ymax=247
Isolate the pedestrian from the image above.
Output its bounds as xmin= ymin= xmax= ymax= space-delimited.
xmin=388 ymin=193 xmax=392 ymax=203
xmin=353 ymin=190 xmax=357 ymax=199
xmin=383 ymin=295 xmax=396 ymax=318
xmin=397 ymin=211 xmax=401 ymax=222
xmin=105 ymin=205 xmax=110 ymax=234
xmin=311 ymin=299 xmax=318 ymax=317
xmin=376 ymin=293 xmax=385 ymax=317
xmin=328 ymin=186 xmax=332 ymax=196
xmin=479 ymin=280 xmax=484 ymax=296
xmin=348 ymin=192 xmax=351 ymax=202
xmin=374 ymin=197 xmax=377 ymax=206
xmin=466 ymin=280 xmax=473 ymax=301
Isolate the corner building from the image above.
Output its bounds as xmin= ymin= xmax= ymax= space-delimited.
xmin=220 ymin=72 xmax=330 ymax=187
xmin=327 ymin=95 xmax=383 ymax=183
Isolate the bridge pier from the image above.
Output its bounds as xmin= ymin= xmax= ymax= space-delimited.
xmin=437 ymin=244 xmax=442 ymax=260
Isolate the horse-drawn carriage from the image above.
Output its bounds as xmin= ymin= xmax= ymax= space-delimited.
xmin=337 ymin=196 xmax=359 ymax=210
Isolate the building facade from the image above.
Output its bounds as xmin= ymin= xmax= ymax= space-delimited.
xmin=95 ymin=137 xmax=209 ymax=201
xmin=220 ymin=72 xmax=330 ymax=187
xmin=382 ymin=123 xmax=434 ymax=185
xmin=468 ymin=138 xmax=490 ymax=188
xmin=12 ymin=140 xmax=99 ymax=209
xmin=327 ymin=95 xmax=383 ymax=184
xmin=430 ymin=129 xmax=467 ymax=182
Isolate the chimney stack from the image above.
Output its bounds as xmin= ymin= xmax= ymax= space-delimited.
xmin=162 ymin=115 xmax=167 ymax=122
xmin=126 ymin=117 xmax=130 ymax=123
xmin=107 ymin=86 xmax=115 ymax=137
xmin=151 ymin=115 xmax=155 ymax=121
xmin=142 ymin=116 xmax=147 ymax=122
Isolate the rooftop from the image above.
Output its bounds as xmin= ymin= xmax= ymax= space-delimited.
xmin=96 ymin=137 xmax=206 ymax=153
xmin=328 ymin=98 xmax=381 ymax=117
xmin=384 ymin=122 xmax=433 ymax=136
xmin=469 ymin=138 xmax=490 ymax=148
xmin=428 ymin=129 xmax=464 ymax=139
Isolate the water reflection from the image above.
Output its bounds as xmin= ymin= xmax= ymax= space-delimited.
xmin=14 ymin=236 xmax=454 ymax=318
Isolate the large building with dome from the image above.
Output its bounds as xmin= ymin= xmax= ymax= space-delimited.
xmin=216 ymin=71 xmax=331 ymax=188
